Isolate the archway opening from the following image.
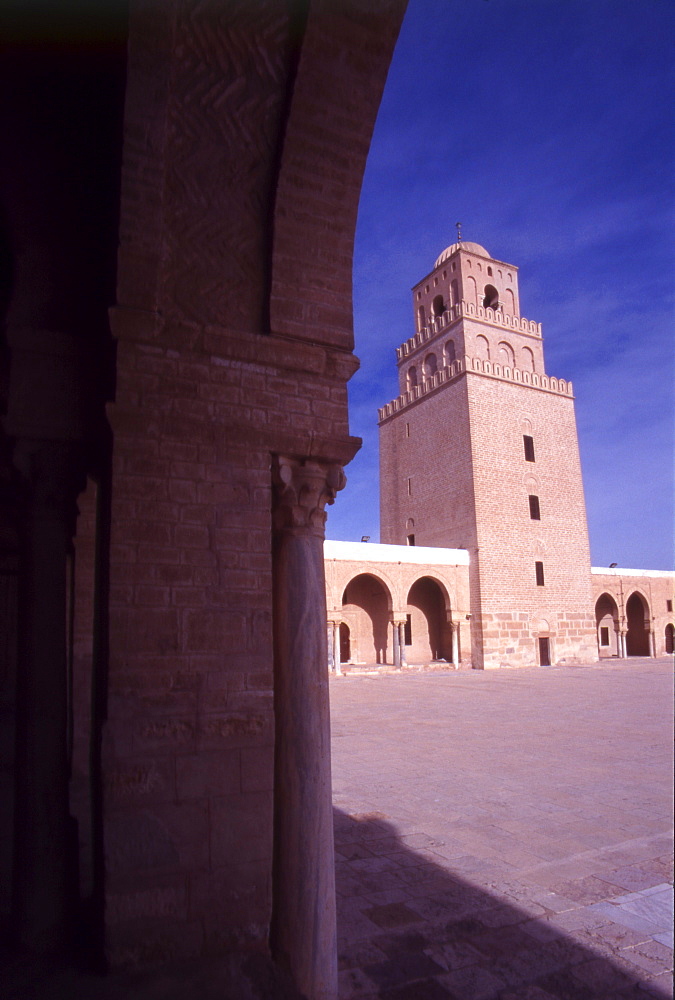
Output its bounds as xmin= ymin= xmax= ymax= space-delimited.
xmin=406 ymin=577 xmax=451 ymax=664
xmin=341 ymin=573 xmax=392 ymax=665
xmin=625 ymin=592 xmax=650 ymax=656
xmin=595 ymin=593 xmax=619 ymax=657
xmin=339 ymin=622 xmax=351 ymax=663
xmin=483 ymin=284 xmax=499 ymax=310
xmin=665 ymin=624 xmax=674 ymax=655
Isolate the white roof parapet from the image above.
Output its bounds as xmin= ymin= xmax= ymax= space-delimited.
xmin=324 ymin=539 xmax=470 ymax=565
xmin=591 ymin=567 xmax=674 ymax=578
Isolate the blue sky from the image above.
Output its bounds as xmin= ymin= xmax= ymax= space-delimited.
xmin=326 ymin=0 xmax=674 ymax=571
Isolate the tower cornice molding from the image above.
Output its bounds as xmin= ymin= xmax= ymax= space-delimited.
xmin=396 ymin=300 xmax=542 ymax=363
xmin=378 ymin=356 xmax=574 ymax=424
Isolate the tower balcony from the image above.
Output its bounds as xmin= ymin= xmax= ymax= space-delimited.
xmin=396 ymin=300 xmax=542 ymax=361
xmin=378 ymin=355 xmax=573 ymax=423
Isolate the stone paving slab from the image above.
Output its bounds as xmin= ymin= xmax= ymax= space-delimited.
xmin=330 ymin=657 xmax=674 ymax=999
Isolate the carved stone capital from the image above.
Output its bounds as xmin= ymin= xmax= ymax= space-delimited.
xmin=273 ymin=455 xmax=346 ymax=537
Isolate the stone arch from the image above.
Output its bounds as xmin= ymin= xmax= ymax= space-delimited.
xmin=405 ymin=576 xmax=452 ymax=664
xmin=595 ymin=592 xmax=620 ymax=657
xmin=665 ymin=623 xmax=674 ymax=654
xmin=504 ymin=288 xmax=516 ymax=314
xmin=483 ymin=283 xmax=499 ymax=310
xmin=407 ymin=365 xmax=418 ymax=389
xmin=417 ymin=304 xmax=426 ymax=331
xmin=342 ymin=572 xmax=393 ymax=665
xmin=444 ymin=339 xmax=456 ymax=365
xmin=522 ymin=346 xmax=535 ymax=372
xmin=450 ymin=278 xmax=459 ymax=306
xmin=423 ymin=352 xmax=437 ymax=377
xmin=625 ymin=591 xmax=651 ymax=656
xmin=465 ymin=274 xmax=477 ymax=307
xmin=475 ymin=334 xmax=490 ymax=361
xmin=497 ymin=341 xmax=515 ymax=367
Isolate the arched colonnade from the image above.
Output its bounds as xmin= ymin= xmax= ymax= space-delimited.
xmin=594 ymin=585 xmax=671 ymax=658
xmin=324 ymin=541 xmax=472 ymax=672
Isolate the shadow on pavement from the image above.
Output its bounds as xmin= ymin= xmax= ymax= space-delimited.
xmin=334 ymin=808 xmax=671 ymax=1000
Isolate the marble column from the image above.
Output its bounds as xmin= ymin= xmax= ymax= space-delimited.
xmin=451 ymin=622 xmax=459 ymax=667
xmin=271 ymin=456 xmax=345 ymax=1000
xmin=398 ymin=621 xmax=407 ymax=667
xmin=333 ymin=623 xmax=342 ymax=676
xmin=392 ymin=620 xmax=400 ymax=668
xmin=12 ymin=442 xmax=83 ymax=952
xmin=327 ymin=623 xmax=334 ymax=672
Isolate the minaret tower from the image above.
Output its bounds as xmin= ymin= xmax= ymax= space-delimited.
xmin=378 ymin=238 xmax=597 ymax=668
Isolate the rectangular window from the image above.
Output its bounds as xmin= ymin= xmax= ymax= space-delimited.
xmin=407 ymin=478 xmax=412 ymax=495
xmin=407 ymin=533 xmax=415 ymax=546
xmin=404 ymin=613 xmax=412 ymax=646
xmin=528 ymin=494 xmax=541 ymax=520
xmin=667 ymin=600 xmax=673 ymax=612
xmin=535 ymin=561 xmax=545 ymax=586
xmin=405 ymin=422 xmax=410 ymax=438
xmin=600 ymin=626 xmax=610 ymax=646
xmin=523 ymin=435 xmax=535 ymax=462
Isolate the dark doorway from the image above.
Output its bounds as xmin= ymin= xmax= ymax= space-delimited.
xmin=626 ymin=593 xmax=650 ymax=656
xmin=538 ymin=637 xmax=551 ymax=666
xmin=406 ymin=577 xmax=451 ymax=663
xmin=665 ymin=624 xmax=674 ymax=655
xmin=342 ymin=574 xmax=391 ymax=664
xmin=339 ymin=622 xmax=351 ymax=663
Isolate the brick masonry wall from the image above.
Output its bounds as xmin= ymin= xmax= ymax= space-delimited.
xmin=379 ymin=369 xmax=597 ymax=669
xmin=466 ymin=375 xmax=596 ymax=668
xmin=103 ymin=0 xmax=405 ymax=969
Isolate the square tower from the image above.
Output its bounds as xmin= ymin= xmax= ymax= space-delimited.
xmin=379 ymin=240 xmax=597 ymax=668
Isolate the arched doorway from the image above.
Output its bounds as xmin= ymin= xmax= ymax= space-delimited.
xmin=665 ymin=624 xmax=674 ymax=655
xmin=342 ymin=574 xmax=392 ymax=665
xmin=339 ymin=622 xmax=351 ymax=663
xmin=625 ymin=592 xmax=650 ymax=656
xmin=595 ymin=593 xmax=619 ymax=657
xmin=406 ymin=577 xmax=451 ymax=664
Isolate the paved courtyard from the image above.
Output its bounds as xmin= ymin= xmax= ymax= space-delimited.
xmin=330 ymin=657 xmax=674 ymax=1000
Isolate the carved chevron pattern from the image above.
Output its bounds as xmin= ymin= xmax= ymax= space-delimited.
xmin=162 ymin=0 xmax=293 ymax=331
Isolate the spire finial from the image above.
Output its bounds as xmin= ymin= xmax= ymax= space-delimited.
xmin=455 ymin=221 xmax=462 ymax=244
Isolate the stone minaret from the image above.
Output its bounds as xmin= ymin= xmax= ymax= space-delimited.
xmin=378 ymin=239 xmax=597 ymax=668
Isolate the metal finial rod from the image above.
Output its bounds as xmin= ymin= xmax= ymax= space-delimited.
xmin=455 ymin=221 xmax=462 ymax=243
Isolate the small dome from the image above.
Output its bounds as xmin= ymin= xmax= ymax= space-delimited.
xmin=435 ymin=241 xmax=490 ymax=268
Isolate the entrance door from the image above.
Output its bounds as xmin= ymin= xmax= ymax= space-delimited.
xmin=538 ymin=637 xmax=551 ymax=666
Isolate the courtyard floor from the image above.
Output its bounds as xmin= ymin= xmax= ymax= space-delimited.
xmin=330 ymin=656 xmax=674 ymax=1000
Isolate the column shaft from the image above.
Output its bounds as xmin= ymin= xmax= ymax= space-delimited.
xmin=398 ymin=622 xmax=407 ymax=667
xmin=271 ymin=457 xmax=343 ymax=1000
xmin=12 ymin=445 xmax=80 ymax=951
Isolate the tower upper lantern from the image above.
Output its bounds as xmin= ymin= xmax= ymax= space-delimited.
xmin=412 ymin=240 xmax=522 ymax=334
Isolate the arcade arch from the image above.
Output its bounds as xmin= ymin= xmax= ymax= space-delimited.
xmin=625 ymin=591 xmax=651 ymax=656
xmin=665 ymin=623 xmax=674 ymax=655
xmin=405 ymin=576 xmax=452 ymax=664
xmin=341 ymin=573 xmax=393 ymax=665
xmin=595 ymin=592 xmax=619 ymax=657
